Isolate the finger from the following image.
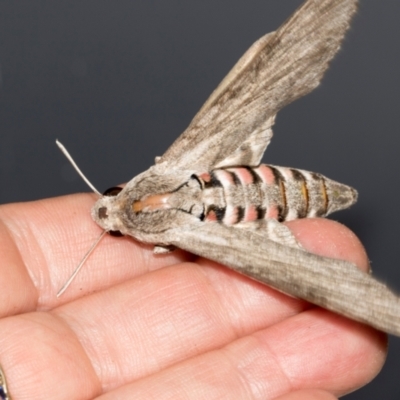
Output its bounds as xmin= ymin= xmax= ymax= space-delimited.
xmin=0 ymin=260 xmax=302 ymax=399
xmin=58 ymin=221 xmax=367 ymax=389
xmin=0 ymin=194 xmax=193 ymax=313
xmin=0 ymin=218 xmax=380 ymax=400
xmin=286 ymin=218 xmax=369 ymax=272
xmin=273 ymin=389 xmax=338 ymax=400
xmin=0 ymin=312 xmax=101 ymax=399
xmin=0 ymin=216 xmax=38 ymax=316
xmin=94 ymin=308 xmax=386 ymax=399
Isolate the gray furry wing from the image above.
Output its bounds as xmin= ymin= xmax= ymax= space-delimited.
xmin=165 ymin=222 xmax=400 ymax=336
xmin=158 ymin=0 xmax=358 ymax=173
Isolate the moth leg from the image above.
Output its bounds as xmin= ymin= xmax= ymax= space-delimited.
xmin=236 ymin=219 xmax=303 ymax=250
xmin=153 ymin=244 xmax=176 ymax=254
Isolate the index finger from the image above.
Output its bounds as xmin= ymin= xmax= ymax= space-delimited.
xmin=0 ymin=193 xmax=193 ymax=314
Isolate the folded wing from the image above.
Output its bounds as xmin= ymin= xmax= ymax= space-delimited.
xmin=167 ymin=221 xmax=400 ymax=336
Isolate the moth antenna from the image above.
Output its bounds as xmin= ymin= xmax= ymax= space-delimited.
xmin=56 ymin=139 xmax=102 ymax=196
xmin=57 ymin=230 xmax=107 ymax=297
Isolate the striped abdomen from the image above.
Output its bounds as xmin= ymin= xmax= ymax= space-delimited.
xmin=198 ymin=165 xmax=357 ymax=225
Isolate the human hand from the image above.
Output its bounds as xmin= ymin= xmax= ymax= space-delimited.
xmin=0 ymin=193 xmax=386 ymax=399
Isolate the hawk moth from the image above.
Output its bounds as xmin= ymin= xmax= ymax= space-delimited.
xmin=60 ymin=0 xmax=400 ymax=336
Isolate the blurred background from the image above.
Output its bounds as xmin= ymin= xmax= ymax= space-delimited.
xmin=0 ymin=1 xmax=399 ymax=398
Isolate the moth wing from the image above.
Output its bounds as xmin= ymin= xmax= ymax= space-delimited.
xmin=236 ymin=219 xmax=303 ymax=250
xmin=158 ymin=0 xmax=357 ymax=173
xmin=196 ymin=32 xmax=275 ymax=119
xmin=166 ymin=222 xmax=400 ymax=336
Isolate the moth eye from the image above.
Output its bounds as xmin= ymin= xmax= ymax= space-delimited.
xmin=109 ymin=230 xmax=123 ymax=237
xmin=101 ymin=186 xmax=124 ymax=237
xmin=98 ymin=207 xmax=108 ymax=219
xmin=103 ymin=186 xmax=123 ymax=197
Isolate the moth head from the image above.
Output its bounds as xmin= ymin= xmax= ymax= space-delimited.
xmin=95 ymin=186 xmax=124 ymax=236
xmin=91 ymin=185 xmax=131 ymax=236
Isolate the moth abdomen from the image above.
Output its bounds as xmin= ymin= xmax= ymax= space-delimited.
xmin=199 ymin=164 xmax=357 ymax=225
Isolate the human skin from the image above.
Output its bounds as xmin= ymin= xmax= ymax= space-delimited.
xmin=0 ymin=193 xmax=387 ymax=399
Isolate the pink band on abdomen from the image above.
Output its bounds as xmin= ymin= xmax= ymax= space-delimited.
xmin=255 ymin=165 xmax=275 ymax=185
xmin=228 ymin=167 xmax=253 ymax=185
xmin=244 ymin=204 xmax=258 ymax=222
xmin=266 ymin=205 xmax=279 ymax=219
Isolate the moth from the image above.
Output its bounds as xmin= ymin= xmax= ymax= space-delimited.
xmin=59 ymin=0 xmax=400 ymax=336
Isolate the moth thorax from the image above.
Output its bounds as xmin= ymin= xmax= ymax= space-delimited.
xmin=132 ymin=194 xmax=171 ymax=213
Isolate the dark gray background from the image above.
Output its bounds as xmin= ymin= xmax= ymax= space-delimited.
xmin=0 ymin=1 xmax=399 ymax=398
